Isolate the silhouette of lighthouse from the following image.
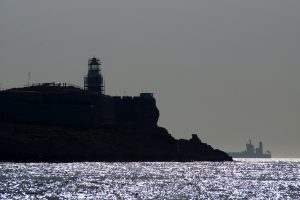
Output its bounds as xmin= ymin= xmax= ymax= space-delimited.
xmin=84 ymin=57 xmax=105 ymax=94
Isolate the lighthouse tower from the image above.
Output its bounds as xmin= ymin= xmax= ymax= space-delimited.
xmin=84 ymin=57 xmax=105 ymax=94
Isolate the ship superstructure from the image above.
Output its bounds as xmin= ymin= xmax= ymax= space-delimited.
xmin=228 ymin=140 xmax=271 ymax=158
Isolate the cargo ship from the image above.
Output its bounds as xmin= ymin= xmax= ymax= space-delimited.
xmin=228 ymin=140 xmax=271 ymax=158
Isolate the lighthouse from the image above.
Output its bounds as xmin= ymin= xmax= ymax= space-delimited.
xmin=84 ymin=57 xmax=105 ymax=94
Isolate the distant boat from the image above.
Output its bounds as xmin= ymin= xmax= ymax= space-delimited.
xmin=228 ymin=140 xmax=271 ymax=158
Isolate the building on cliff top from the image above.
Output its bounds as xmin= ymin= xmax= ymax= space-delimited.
xmin=84 ymin=57 xmax=105 ymax=94
xmin=0 ymin=57 xmax=159 ymax=127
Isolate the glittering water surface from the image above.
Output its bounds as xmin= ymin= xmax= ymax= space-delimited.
xmin=0 ymin=159 xmax=299 ymax=199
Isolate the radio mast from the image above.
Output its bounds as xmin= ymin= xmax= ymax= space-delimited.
xmin=27 ymin=72 xmax=31 ymax=86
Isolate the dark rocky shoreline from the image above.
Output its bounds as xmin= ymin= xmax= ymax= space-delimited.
xmin=0 ymin=123 xmax=232 ymax=162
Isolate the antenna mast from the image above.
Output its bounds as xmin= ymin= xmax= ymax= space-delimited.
xmin=27 ymin=72 xmax=31 ymax=86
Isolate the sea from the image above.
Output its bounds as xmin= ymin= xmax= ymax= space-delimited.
xmin=0 ymin=159 xmax=299 ymax=199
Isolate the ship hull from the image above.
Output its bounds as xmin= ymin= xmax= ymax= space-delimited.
xmin=227 ymin=152 xmax=271 ymax=158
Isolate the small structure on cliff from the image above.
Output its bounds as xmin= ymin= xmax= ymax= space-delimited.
xmin=0 ymin=57 xmax=159 ymax=127
xmin=84 ymin=57 xmax=105 ymax=94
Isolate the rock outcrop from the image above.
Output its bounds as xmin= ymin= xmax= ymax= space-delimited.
xmin=0 ymin=123 xmax=232 ymax=162
xmin=0 ymin=85 xmax=232 ymax=162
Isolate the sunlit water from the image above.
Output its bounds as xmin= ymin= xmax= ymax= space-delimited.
xmin=0 ymin=159 xmax=299 ymax=199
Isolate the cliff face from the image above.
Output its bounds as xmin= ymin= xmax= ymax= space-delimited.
xmin=113 ymin=95 xmax=159 ymax=126
xmin=0 ymin=123 xmax=232 ymax=162
xmin=0 ymin=86 xmax=159 ymax=127
xmin=0 ymin=85 xmax=232 ymax=162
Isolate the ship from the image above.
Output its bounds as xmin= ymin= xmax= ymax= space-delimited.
xmin=227 ymin=140 xmax=271 ymax=158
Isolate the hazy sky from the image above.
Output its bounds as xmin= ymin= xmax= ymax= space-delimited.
xmin=1 ymin=0 xmax=300 ymax=157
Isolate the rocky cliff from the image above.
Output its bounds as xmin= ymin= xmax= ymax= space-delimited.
xmin=0 ymin=123 xmax=232 ymax=162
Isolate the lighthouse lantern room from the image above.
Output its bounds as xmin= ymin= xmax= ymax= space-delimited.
xmin=84 ymin=57 xmax=105 ymax=94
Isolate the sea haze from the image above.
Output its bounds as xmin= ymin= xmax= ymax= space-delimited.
xmin=0 ymin=159 xmax=299 ymax=199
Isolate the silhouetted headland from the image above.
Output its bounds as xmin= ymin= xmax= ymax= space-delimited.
xmin=0 ymin=57 xmax=232 ymax=162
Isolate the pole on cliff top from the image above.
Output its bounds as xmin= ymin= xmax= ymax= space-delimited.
xmin=27 ymin=72 xmax=31 ymax=86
